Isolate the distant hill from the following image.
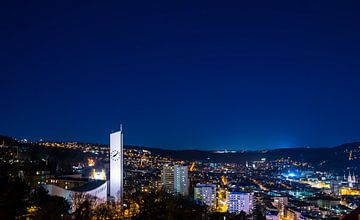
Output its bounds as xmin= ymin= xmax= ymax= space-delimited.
xmin=132 ymin=142 xmax=360 ymax=174
xmin=0 ymin=135 xmax=19 ymax=146
xmin=1 ymin=135 xmax=359 ymax=174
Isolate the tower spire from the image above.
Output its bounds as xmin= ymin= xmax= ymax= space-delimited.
xmin=353 ymin=172 xmax=356 ymax=183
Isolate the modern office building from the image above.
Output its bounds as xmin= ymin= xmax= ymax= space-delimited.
xmin=110 ymin=130 xmax=124 ymax=203
xmin=194 ymin=184 xmax=216 ymax=209
xmin=162 ymin=165 xmax=189 ymax=196
xmin=228 ymin=191 xmax=254 ymax=214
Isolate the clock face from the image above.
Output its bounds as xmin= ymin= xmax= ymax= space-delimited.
xmin=110 ymin=150 xmax=120 ymax=161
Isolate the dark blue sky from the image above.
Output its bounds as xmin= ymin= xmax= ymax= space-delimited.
xmin=1 ymin=1 xmax=360 ymax=150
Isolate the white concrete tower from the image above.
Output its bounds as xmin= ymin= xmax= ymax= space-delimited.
xmin=110 ymin=128 xmax=123 ymax=203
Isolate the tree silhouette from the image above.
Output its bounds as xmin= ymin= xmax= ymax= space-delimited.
xmin=128 ymin=190 xmax=208 ymax=220
xmin=0 ymin=177 xmax=30 ymax=219
xmin=30 ymin=186 xmax=70 ymax=220
xmin=93 ymin=202 xmax=121 ymax=219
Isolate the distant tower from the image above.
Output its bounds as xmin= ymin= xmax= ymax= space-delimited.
xmin=110 ymin=129 xmax=124 ymax=204
xmin=246 ymin=161 xmax=249 ymax=168
xmin=353 ymin=172 xmax=357 ymax=185
xmin=348 ymin=171 xmax=355 ymax=188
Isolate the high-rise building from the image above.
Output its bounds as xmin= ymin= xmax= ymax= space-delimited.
xmin=162 ymin=165 xmax=189 ymax=196
xmin=228 ymin=191 xmax=254 ymax=214
xmin=162 ymin=165 xmax=175 ymax=194
xmin=174 ymin=165 xmax=189 ymax=196
xmin=194 ymin=184 xmax=216 ymax=209
xmin=110 ymin=130 xmax=123 ymax=203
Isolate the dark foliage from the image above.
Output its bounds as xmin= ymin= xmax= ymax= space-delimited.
xmin=0 ymin=177 xmax=30 ymax=219
xmin=130 ymin=190 xmax=208 ymax=220
xmin=30 ymin=187 xmax=70 ymax=220
xmin=0 ymin=177 xmax=69 ymax=220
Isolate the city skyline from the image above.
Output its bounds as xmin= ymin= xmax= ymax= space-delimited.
xmin=1 ymin=1 xmax=360 ymax=150
xmin=2 ymin=1 xmax=360 ymax=219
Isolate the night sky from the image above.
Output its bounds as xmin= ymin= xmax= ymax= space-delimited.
xmin=1 ymin=1 xmax=360 ymax=150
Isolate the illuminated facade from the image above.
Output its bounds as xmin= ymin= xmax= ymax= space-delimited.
xmin=174 ymin=165 xmax=189 ymax=196
xmin=194 ymin=184 xmax=216 ymax=209
xmin=228 ymin=191 xmax=254 ymax=214
xmin=110 ymin=130 xmax=123 ymax=203
xmin=340 ymin=187 xmax=360 ymax=196
xmin=162 ymin=165 xmax=175 ymax=194
xmin=161 ymin=165 xmax=189 ymax=196
xmin=90 ymin=169 xmax=106 ymax=180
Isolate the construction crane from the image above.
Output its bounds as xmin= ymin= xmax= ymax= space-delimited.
xmin=190 ymin=162 xmax=196 ymax=171
xmin=221 ymin=175 xmax=228 ymax=186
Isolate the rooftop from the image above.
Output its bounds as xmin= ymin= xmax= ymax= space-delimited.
xmin=70 ymin=180 xmax=106 ymax=192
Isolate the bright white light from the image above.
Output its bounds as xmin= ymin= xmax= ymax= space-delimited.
xmin=288 ymin=173 xmax=296 ymax=177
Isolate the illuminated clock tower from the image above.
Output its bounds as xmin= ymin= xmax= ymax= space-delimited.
xmin=110 ymin=128 xmax=123 ymax=203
